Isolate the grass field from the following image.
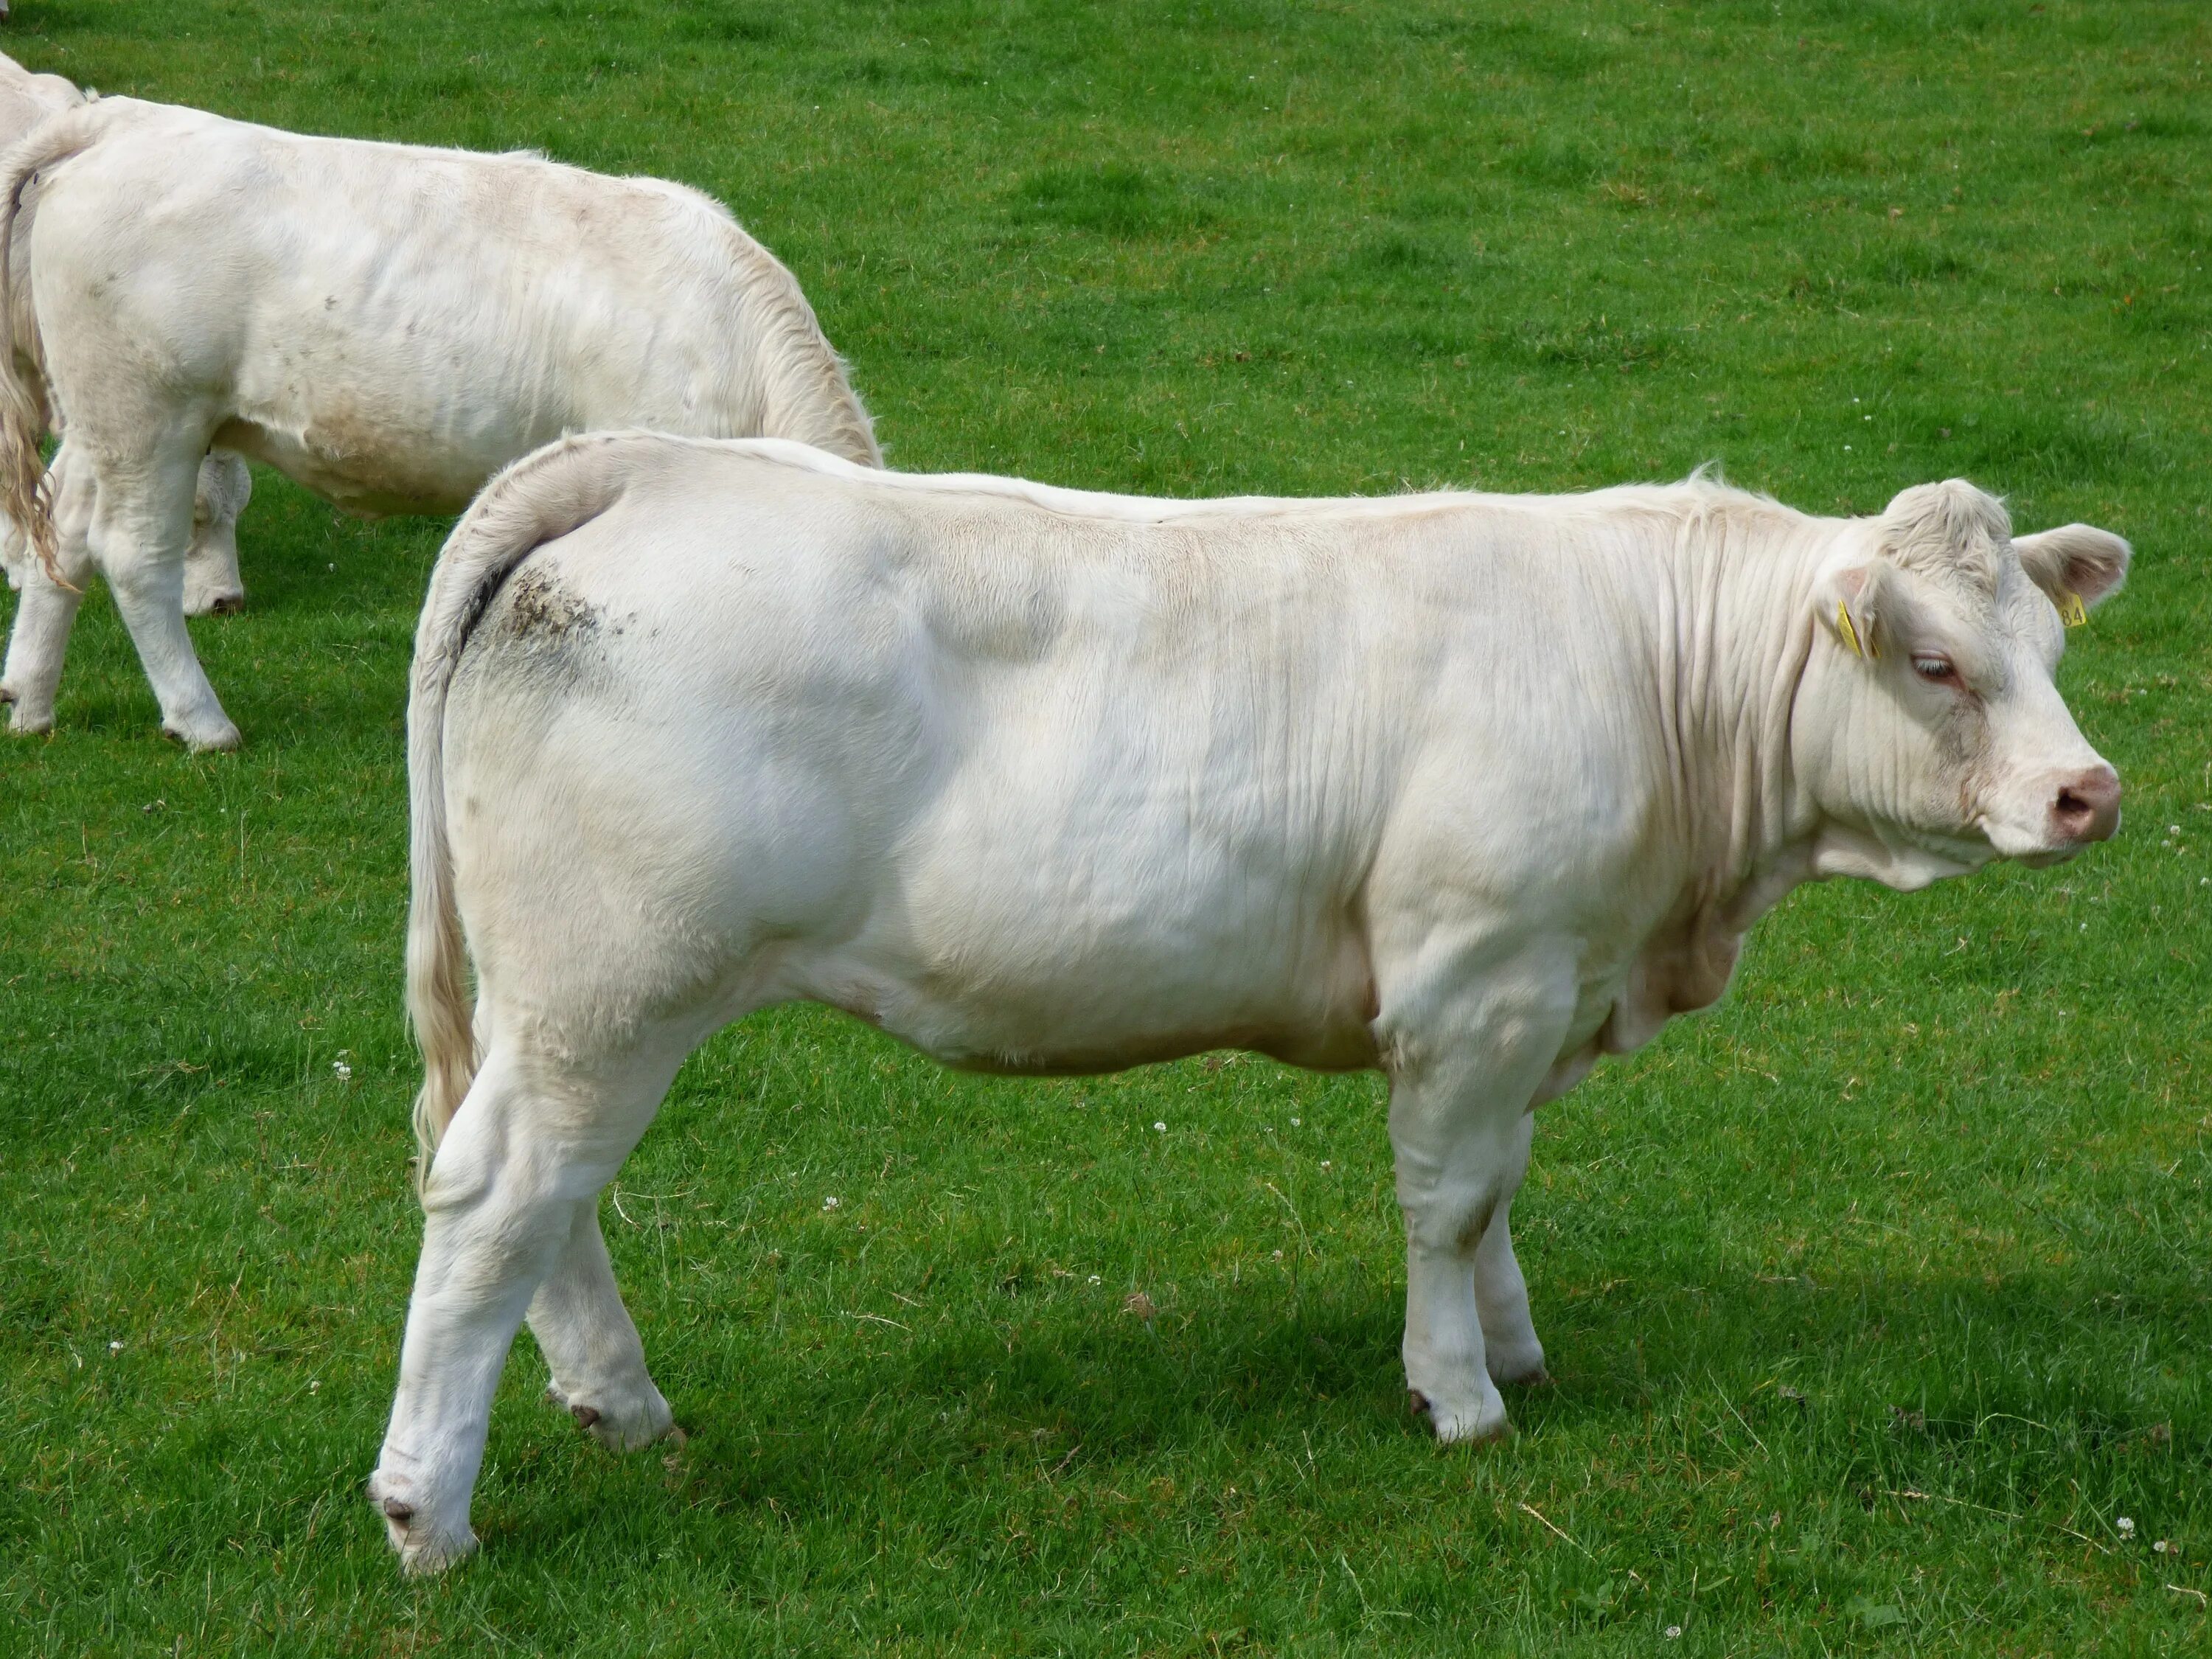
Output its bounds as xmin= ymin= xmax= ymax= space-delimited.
xmin=4 ymin=0 xmax=2209 ymax=1652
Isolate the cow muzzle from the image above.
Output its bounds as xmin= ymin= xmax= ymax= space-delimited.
xmin=2048 ymin=763 xmax=2121 ymax=847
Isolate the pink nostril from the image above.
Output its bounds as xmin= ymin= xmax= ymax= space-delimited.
xmin=2051 ymin=765 xmax=2121 ymax=844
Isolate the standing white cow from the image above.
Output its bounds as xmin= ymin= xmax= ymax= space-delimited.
xmin=372 ymin=433 xmax=2126 ymax=1572
xmin=0 ymin=55 xmax=252 ymax=616
xmin=0 ymin=96 xmax=877 ymax=750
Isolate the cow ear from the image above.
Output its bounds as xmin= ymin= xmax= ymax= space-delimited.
xmin=1815 ymin=559 xmax=1888 ymax=664
xmin=2012 ymin=524 xmax=2130 ymax=616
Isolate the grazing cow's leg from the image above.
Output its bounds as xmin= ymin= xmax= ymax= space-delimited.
xmin=181 ymin=451 xmax=251 ymax=618
xmin=527 ymin=1199 xmax=676 ymax=1450
xmin=82 ymin=439 xmax=240 ymax=750
xmin=1 ymin=443 xmax=96 ymax=734
xmin=1471 ymin=1121 xmax=1549 ymax=1386
xmin=371 ymin=1036 xmax=675 ymax=1575
xmin=1384 ymin=951 xmax=1572 ymax=1446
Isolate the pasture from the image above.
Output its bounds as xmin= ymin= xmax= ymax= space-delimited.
xmin=3 ymin=0 xmax=2208 ymax=1652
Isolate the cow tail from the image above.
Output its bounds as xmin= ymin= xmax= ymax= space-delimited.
xmin=0 ymin=107 xmax=100 ymax=586
xmin=405 ymin=431 xmax=640 ymax=1193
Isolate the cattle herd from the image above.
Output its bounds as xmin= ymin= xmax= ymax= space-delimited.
xmin=0 ymin=55 xmax=2135 ymax=1574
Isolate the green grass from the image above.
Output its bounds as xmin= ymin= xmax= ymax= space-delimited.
xmin=4 ymin=0 xmax=2209 ymax=1652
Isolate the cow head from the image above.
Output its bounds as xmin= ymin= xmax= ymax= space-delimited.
xmin=1792 ymin=479 xmax=2128 ymax=890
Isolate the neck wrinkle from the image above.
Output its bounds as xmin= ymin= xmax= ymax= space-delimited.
xmin=1659 ymin=502 xmax=1828 ymax=933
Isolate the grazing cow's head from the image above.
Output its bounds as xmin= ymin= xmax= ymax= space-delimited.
xmin=1793 ymin=479 xmax=2128 ymax=890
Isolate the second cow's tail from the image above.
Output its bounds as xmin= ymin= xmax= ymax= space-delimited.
xmin=404 ymin=431 xmax=642 ymax=1192
xmin=0 ymin=105 xmax=103 ymax=585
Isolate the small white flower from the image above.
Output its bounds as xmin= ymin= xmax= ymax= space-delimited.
xmin=1843 ymin=444 xmax=1853 ymax=451
xmin=2118 ymin=1515 xmax=2136 ymax=1537
xmin=308 ymin=1380 xmax=320 ymax=1393
xmin=1665 ymin=1627 xmax=1683 ymax=1641
xmin=108 ymin=1340 xmax=123 ymax=1354
xmin=1320 ymin=1160 xmax=1332 ymax=1169
xmin=2171 ymin=825 xmax=2182 ymax=835
xmin=2154 ymin=1539 xmax=2171 ymax=1554
xmin=823 ymin=1196 xmax=839 ymax=1210
xmin=1154 ymin=1121 xmax=1166 ymax=1133
xmin=1271 ymin=1248 xmax=1283 ymax=1260
xmin=1087 ymin=1275 xmax=1101 ymax=1285
xmin=333 ymin=1060 xmax=352 ymax=1081
xmin=1290 ymin=1117 xmax=1301 ymax=1127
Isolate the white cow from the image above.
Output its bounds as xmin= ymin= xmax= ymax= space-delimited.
xmin=371 ymin=432 xmax=2127 ymax=1572
xmin=0 ymin=54 xmax=252 ymax=616
xmin=0 ymin=96 xmax=877 ymax=750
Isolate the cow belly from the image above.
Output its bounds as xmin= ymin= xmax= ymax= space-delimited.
xmin=212 ymin=414 xmax=511 ymax=518
xmin=821 ymin=917 xmax=1382 ymax=1076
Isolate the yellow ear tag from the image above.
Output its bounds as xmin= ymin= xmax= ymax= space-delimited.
xmin=2056 ymin=588 xmax=2088 ymax=628
xmin=1836 ymin=600 xmax=1867 ymax=660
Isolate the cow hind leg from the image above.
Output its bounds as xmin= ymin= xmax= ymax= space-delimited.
xmin=0 ymin=442 xmax=95 ymax=734
xmin=528 ymin=1200 xmax=677 ymax=1451
xmin=371 ymin=1036 xmax=678 ymax=1575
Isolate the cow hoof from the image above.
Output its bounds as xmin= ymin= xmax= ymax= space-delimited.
xmin=369 ymin=1472 xmax=475 ymax=1575
xmin=546 ymin=1377 xmax=676 ymax=1451
xmin=160 ymin=716 xmax=242 ymax=753
xmin=6 ymin=698 xmax=55 ymax=735
xmin=1486 ymin=1344 xmax=1552 ymax=1388
xmin=1410 ymin=1388 xmax=1514 ymax=1447
xmin=396 ymin=1525 xmax=477 ymax=1576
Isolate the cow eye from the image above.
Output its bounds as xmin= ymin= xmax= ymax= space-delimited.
xmin=1911 ymin=654 xmax=1955 ymax=682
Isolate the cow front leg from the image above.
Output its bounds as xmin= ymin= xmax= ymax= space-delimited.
xmin=181 ymin=451 xmax=251 ymax=618
xmin=1382 ymin=953 xmax=1572 ymax=1444
xmin=1472 ymin=1137 xmax=1550 ymax=1387
xmin=527 ymin=1199 xmax=676 ymax=1450
xmin=1 ymin=443 xmax=95 ymax=734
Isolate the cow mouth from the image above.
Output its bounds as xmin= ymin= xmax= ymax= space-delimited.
xmin=1894 ymin=824 xmax=1999 ymax=877
xmin=1972 ymin=812 xmax=2086 ymax=866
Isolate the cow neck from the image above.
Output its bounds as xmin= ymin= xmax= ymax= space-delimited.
xmin=1653 ymin=500 xmax=1827 ymax=939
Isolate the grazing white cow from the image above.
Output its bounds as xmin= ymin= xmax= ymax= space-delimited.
xmin=0 ymin=97 xmax=877 ymax=751
xmin=373 ymin=433 xmax=2126 ymax=1572
xmin=0 ymin=55 xmax=252 ymax=616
